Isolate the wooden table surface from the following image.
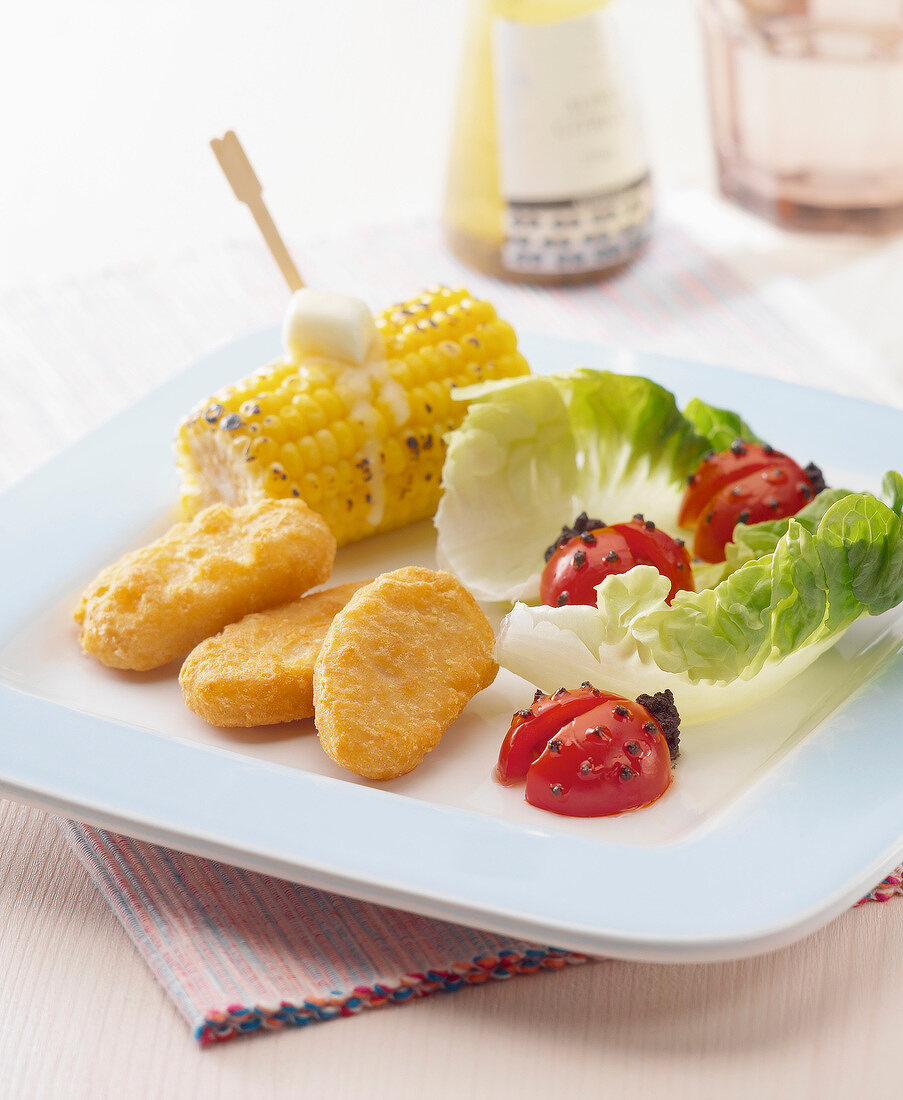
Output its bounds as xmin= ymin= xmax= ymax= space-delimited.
xmin=4 ymin=1 xmax=903 ymax=1096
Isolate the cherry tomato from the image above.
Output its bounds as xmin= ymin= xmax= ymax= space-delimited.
xmin=679 ymin=441 xmax=804 ymax=527
xmin=692 ymin=464 xmax=820 ymax=563
xmin=496 ymin=685 xmax=681 ymax=818
xmin=540 ymin=514 xmax=693 ymax=608
xmin=496 ymin=682 xmax=620 ymax=785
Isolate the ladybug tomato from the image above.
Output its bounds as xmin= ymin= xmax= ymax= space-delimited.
xmin=679 ymin=439 xmax=826 ymax=564
xmin=693 ymin=465 xmax=820 ymax=563
xmin=497 ymin=685 xmax=680 ymax=818
xmin=496 ymin=682 xmax=621 ymax=784
xmin=678 ymin=441 xmax=803 ymax=527
xmin=540 ymin=513 xmax=693 ymax=608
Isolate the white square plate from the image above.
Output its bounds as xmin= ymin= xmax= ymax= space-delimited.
xmin=2 ymin=330 xmax=902 ymax=962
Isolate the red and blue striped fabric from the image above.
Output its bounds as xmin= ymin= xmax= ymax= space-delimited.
xmin=61 ymin=822 xmax=589 ymax=1045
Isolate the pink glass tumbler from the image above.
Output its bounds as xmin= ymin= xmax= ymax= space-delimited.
xmin=701 ymin=0 xmax=903 ymax=231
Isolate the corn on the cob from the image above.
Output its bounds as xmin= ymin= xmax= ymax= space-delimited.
xmin=176 ymin=286 xmax=530 ymax=546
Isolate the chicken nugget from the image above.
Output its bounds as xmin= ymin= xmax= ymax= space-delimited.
xmin=75 ymin=499 xmax=335 ymax=671
xmin=179 ymin=580 xmax=370 ymax=727
xmin=313 ymin=567 xmax=498 ymax=779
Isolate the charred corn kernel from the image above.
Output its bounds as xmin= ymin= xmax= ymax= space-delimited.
xmin=383 ymin=438 xmax=406 ymax=477
xmin=176 ymin=286 xmax=530 ymax=545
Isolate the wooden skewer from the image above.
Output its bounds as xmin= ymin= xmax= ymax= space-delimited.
xmin=210 ymin=131 xmax=304 ymax=292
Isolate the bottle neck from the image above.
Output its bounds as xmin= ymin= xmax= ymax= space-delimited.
xmin=486 ymin=0 xmax=613 ymax=25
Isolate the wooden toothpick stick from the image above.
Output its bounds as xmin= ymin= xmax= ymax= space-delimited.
xmin=210 ymin=131 xmax=304 ymax=292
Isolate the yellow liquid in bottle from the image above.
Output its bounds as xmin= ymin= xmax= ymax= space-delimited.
xmin=444 ymin=0 xmax=653 ymax=283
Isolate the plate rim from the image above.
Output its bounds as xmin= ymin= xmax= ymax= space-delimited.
xmin=2 ymin=327 xmax=902 ymax=963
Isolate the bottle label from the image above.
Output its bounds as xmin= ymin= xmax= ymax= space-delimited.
xmin=492 ymin=8 xmax=651 ymax=275
xmin=501 ymin=176 xmax=652 ymax=277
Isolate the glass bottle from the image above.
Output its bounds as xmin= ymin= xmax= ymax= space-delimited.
xmin=443 ymin=0 xmax=653 ymax=283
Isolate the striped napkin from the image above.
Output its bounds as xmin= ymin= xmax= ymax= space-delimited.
xmin=3 ymin=201 xmax=901 ymax=1044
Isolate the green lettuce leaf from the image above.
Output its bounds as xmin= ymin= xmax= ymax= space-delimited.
xmin=681 ymin=397 xmax=762 ymax=452
xmin=495 ymin=493 xmax=903 ymax=723
xmin=882 ymin=470 xmax=903 ymax=514
xmin=436 ymin=370 xmax=712 ymax=601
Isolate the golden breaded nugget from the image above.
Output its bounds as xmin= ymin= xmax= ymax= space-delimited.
xmin=313 ymin=567 xmax=497 ymax=779
xmin=75 ymin=499 xmax=335 ymax=671
xmin=179 ymin=580 xmax=370 ymax=727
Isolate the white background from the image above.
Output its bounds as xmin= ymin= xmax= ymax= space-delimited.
xmin=0 ymin=0 xmax=712 ymax=291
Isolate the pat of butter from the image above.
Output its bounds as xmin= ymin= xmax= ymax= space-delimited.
xmin=282 ymin=289 xmax=378 ymax=365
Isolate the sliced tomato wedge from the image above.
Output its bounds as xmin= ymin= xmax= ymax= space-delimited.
xmin=496 ymin=682 xmax=619 ymax=785
xmin=679 ymin=441 xmax=804 ymax=527
xmin=692 ymin=464 xmax=820 ymax=563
